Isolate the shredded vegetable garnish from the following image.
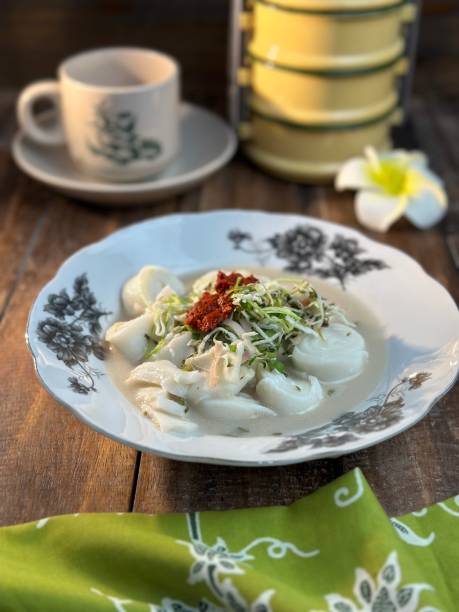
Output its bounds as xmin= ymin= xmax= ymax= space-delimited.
xmin=143 ymin=271 xmax=350 ymax=372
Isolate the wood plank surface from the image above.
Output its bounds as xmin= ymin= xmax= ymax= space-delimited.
xmin=0 ymin=187 xmax=142 ymax=526
xmin=0 ymin=26 xmax=458 ymax=524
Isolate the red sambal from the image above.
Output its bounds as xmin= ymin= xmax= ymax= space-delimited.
xmin=185 ymin=271 xmax=258 ymax=333
xmin=214 ymin=271 xmax=258 ymax=294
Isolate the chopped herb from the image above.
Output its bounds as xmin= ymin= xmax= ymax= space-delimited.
xmin=168 ymin=393 xmax=186 ymax=406
xmin=327 ymin=388 xmax=336 ymax=397
xmin=144 ymin=336 xmax=167 ymax=360
xmin=271 ymin=359 xmax=285 ymax=373
xmin=229 ymin=343 xmax=237 ymax=352
xmin=143 ymin=334 xmax=157 ymax=360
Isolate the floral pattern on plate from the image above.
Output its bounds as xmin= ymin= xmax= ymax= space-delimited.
xmin=228 ymin=224 xmax=387 ymax=288
xmin=27 ymin=211 xmax=459 ymax=465
xmin=37 ymin=274 xmax=110 ymax=394
xmin=268 ymin=372 xmax=432 ymax=453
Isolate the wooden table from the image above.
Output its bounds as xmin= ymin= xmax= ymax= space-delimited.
xmin=0 ymin=88 xmax=457 ymax=527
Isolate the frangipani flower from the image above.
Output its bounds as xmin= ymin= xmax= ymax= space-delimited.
xmin=336 ymin=147 xmax=448 ymax=232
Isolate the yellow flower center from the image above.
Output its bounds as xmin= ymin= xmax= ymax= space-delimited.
xmin=368 ymin=159 xmax=409 ymax=196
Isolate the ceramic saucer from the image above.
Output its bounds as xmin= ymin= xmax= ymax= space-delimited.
xmin=12 ymin=103 xmax=237 ymax=206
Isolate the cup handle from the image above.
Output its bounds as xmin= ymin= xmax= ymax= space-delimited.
xmin=17 ymin=80 xmax=66 ymax=146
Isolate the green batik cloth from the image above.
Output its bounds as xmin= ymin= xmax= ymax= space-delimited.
xmin=0 ymin=469 xmax=458 ymax=611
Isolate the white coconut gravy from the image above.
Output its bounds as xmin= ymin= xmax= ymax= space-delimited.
xmin=106 ymin=267 xmax=387 ymax=437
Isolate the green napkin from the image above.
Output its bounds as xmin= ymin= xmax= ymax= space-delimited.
xmin=0 ymin=468 xmax=457 ymax=611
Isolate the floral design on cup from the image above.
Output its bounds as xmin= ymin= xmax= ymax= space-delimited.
xmin=88 ymin=101 xmax=162 ymax=166
xmin=37 ymin=274 xmax=111 ymax=394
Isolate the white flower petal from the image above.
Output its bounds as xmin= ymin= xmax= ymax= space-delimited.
xmin=335 ymin=158 xmax=374 ymax=191
xmin=408 ymin=151 xmax=428 ymax=166
xmin=383 ymin=149 xmax=427 ymax=167
xmin=405 ymin=189 xmax=447 ymax=229
xmin=408 ymin=154 xmax=430 ymax=171
xmin=410 ymin=166 xmax=447 ymax=205
xmin=355 ymin=191 xmax=404 ymax=233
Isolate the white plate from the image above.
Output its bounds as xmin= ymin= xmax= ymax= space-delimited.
xmin=26 ymin=210 xmax=459 ymax=466
xmin=12 ymin=103 xmax=237 ymax=206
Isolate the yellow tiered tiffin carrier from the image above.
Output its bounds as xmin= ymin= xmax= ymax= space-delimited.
xmin=234 ymin=0 xmax=417 ymax=182
xmin=241 ymin=107 xmax=402 ymax=182
xmin=249 ymin=0 xmax=416 ymax=71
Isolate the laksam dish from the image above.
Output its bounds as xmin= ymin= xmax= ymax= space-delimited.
xmin=105 ymin=266 xmax=373 ymax=436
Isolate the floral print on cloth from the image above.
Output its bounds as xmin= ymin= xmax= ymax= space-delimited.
xmin=0 ymin=469 xmax=457 ymax=611
xmin=316 ymin=551 xmax=437 ymax=612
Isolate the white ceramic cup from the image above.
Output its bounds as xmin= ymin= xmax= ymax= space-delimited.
xmin=17 ymin=47 xmax=180 ymax=182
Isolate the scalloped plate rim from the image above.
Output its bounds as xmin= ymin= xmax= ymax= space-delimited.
xmin=26 ymin=210 xmax=459 ymax=465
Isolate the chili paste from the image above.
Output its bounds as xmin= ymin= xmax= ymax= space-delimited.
xmin=185 ymin=271 xmax=258 ymax=333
